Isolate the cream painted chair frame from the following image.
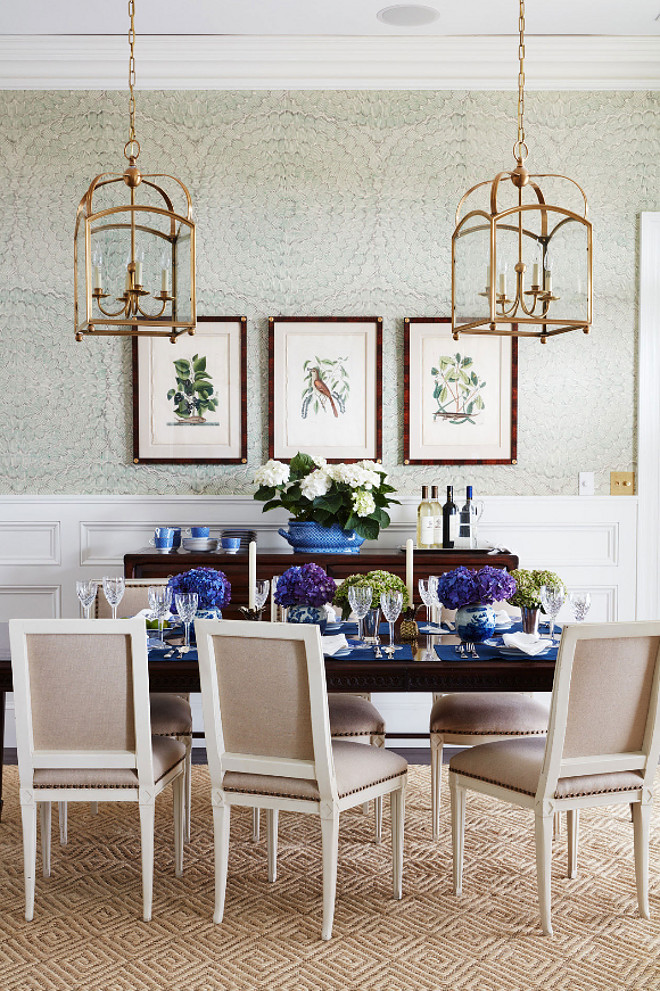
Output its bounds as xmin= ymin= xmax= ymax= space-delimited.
xmin=449 ymin=620 xmax=660 ymax=936
xmin=431 ymin=600 xmax=553 ymax=840
xmin=91 ymin=578 xmax=194 ymax=843
xmin=9 ymin=617 xmax=186 ymax=922
xmin=196 ymin=619 xmax=407 ymax=941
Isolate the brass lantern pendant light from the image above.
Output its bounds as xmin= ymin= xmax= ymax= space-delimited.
xmin=74 ymin=0 xmax=196 ymax=342
xmin=451 ymin=0 xmax=592 ymax=343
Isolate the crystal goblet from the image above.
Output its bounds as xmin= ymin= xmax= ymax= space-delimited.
xmin=348 ymin=585 xmax=373 ymax=648
xmin=254 ymin=579 xmax=270 ymax=616
xmin=175 ymin=592 xmax=198 ymax=647
xmin=102 ymin=576 xmax=125 ymax=621
xmin=380 ymin=590 xmax=403 ymax=651
xmin=540 ymin=584 xmax=566 ymax=641
xmin=569 ymin=591 xmax=591 ymax=622
xmin=76 ymin=580 xmax=98 ymax=620
xmin=148 ymin=585 xmax=172 ymax=644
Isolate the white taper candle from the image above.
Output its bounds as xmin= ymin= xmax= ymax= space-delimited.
xmin=405 ymin=538 xmax=414 ymax=604
xmin=248 ymin=540 xmax=257 ymax=610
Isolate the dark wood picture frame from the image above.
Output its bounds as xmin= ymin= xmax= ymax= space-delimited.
xmin=403 ymin=317 xmax=518 ymax=465
xmin=132 ymin=315 xmax=247 ymax=465
xmin=268 ymin=316 xmax=383 ymax=463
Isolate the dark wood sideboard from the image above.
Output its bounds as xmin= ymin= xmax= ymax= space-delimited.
xmin=124 ymin=547 xmax=519 ymax=620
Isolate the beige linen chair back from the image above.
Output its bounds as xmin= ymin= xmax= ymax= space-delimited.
xmin=95 ymin=579 xmax=167 ymax=619
xmin=10 ymin=618 xmax=155 ymax=787
xmin=538 ymin=622 xmax=660 ymax=802
xmin=196 ymin=619 xmax=336 ymax=801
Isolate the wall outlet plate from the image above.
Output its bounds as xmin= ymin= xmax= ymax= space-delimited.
xmin=610 ymin=470 xmax=635 ymax=495
xmin=578 ymin=472 xmax=595 ymax=496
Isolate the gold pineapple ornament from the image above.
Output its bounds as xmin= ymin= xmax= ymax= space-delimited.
xmin=400 ymin=606 xmax=421 ymax=641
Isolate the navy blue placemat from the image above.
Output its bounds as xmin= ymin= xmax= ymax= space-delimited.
xmin=324 ymin=621 xmax=392 ymax=636
xmin=434 ymin=632 xmax=559 ymax=662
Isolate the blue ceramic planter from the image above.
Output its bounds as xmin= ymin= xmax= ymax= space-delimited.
xmin=278 ymin=521 xmax=365 ymax=555
xmin=455 ymin=603 xmax=496 ymax=643
xmin=286 ymin=604 xmax=328 ymax=633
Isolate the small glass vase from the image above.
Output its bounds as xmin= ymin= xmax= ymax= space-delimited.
xmin=286 ymin=604 xmax=328 ymax=633
xmin=520 ymin=606 xmax=540 ymax=636
xmin=362 ymin=607 xmax=381 ymax=643
xmin=455 ymin=603 xmax=496 ymax=643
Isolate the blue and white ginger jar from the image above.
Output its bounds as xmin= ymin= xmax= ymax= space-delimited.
xmin=454 ymin=603 xmax=496 ymax=643
xmin=286 ymin=604 xmax=328 ymax=633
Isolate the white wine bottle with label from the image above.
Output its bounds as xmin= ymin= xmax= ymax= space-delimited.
xmin=416 ymin=485 xmax=435 ymax=548
xmin=430 ymin=485 xmax=443 ymax=547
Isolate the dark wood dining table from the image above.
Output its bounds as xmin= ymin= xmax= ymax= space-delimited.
xmin=0 ymin=621 xmax=556 ymax=820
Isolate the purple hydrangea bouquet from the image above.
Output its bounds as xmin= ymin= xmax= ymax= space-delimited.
xmin=167 ymin=567 xmax=231 ymax=617
xmin=274 ymin=563 xmax=337 ymax=631
xmin=435 ymin=566 xmax=517 ymax=643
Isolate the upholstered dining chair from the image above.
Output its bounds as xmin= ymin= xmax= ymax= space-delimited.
xmin=196 ymin=619 xmax=408 ymax=940
xmin=9 ymin=618 xmax=186 ymax=922
xmin=449 ymin=620 xmax=660 ymax=935
xmin=260 ymin=573 xmax=387 ymax=843
xmin=430 ymin=601 xmax=550 ymax=839
xmin=93 ymin=579 xmax=193 ymax=842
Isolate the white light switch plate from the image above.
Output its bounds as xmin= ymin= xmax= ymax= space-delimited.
xmin=579 ymin=472 xmax=595 ymax=496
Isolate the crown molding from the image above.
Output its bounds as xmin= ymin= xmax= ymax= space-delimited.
xmin=1 ymin=35 xmax=659 ymax=90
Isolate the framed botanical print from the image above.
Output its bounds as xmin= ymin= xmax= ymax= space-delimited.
xmin=269 ymin=316 xmax=382 ymax=462
xmin=133 ymin=315 xmax=247 ymax=464
xmin=404 ymin=317 xmax=517 ymax=465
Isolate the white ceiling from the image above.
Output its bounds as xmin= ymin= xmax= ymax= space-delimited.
xmin=2 ymin=0 xmax=659 ymax=37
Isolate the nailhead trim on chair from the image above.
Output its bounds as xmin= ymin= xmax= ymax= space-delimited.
xmin=453 ymin=769 xmax=645 ymax=800
xmin=33 ymin=783 xmax=136 ymax=790
xmin=224 ymin=770 xmax=406 ymax=802
xmin=432 ymin=728 xmax=546 ymax=736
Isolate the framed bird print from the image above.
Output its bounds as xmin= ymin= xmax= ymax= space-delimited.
xmin=269 ymin=316 xmax=382 ymax=462
xmin=403 ymin=317 xmax=517 ymax=465
xmin=133 ymin=315 xmax=247 ymax=464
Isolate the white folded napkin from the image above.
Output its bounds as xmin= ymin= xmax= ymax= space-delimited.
xmin=501 ymin=632 xmax=552 ymax=656
xmin=493 ymin=610 xmax=513 ymax=627
xmin=321 ymin=634 xmax=350 ymax=655
xmin=133 ymin=608 xmax=175 ymax=622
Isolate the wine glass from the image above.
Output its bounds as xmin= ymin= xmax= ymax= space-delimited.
xmin=148 ymin=585 xmax=172 ymax=644
xmin=102 ymin=576 xmax=125 ymax=620
xmin=254 ymin=579 xmax=270 ymax=617
xmin=175 ymin=592 xmax=198 ymax=647
xmin=76 ymin=579 xmax=98 ymax=620
xmin=418 ymin=578 xmax=434 ymax=626
xmin=569 ymin=591 xmax=591 ymax=622
xmin=540 ymin=584 xmax=566 ymax=641
xmin=380 ymin=590 xmax=403 ymax=651
xmin=348 ymin=585 xmax=373 ymax=648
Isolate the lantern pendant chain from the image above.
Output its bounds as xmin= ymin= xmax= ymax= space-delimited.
xmin=515 ymin=0 xmax=527 ymax=163
xmin=127 ymin=0 xmax=138 ymax=157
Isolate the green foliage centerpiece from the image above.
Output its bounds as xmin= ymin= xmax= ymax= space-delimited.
xmin=509 ymin=569 xmax=566 ymax=636
xmin=333 ymin=570 xmax=410 ymax=621
xmin=253 ymin=452 xmax=399 ymax=553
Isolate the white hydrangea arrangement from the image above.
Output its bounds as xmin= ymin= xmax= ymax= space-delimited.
xmin=253 ymin=452 xmax=398 ymax=540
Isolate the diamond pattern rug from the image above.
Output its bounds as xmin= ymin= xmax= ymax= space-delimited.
xmin=0 ymin=764 xmax=658 ymax=991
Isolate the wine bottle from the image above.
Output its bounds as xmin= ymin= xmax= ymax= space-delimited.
xmin=416 ymin=486 xmax=435 ymax=548
xmin=442 ymin=485 xmax=458 ymax=549
xmin=430 ymin=485 xmax=443 ymax=547
xmin=456 ymin=485 xmax=474 ymax=549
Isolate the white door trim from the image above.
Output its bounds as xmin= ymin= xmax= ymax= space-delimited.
xmin=636 ymin=213 xmax=660 ymax=619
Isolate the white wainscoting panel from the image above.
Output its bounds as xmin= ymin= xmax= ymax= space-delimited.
xmin=0 ymin=521 xmax=60 ymax=566
xmin=0 ymin=494 xmax=638 ymax=748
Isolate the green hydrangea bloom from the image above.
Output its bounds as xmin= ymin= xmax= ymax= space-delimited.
xmin=333 ymin=569 xmax=410 ymax=620
xmin=508 ymin=569 xmax=566 ymax=609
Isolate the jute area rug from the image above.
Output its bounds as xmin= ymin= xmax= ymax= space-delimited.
xmin=0 ymin=764 xmax=659 ymax=991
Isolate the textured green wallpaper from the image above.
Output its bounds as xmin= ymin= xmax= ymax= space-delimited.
xmin=0 ymin=89 xmax=657 ymax=495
